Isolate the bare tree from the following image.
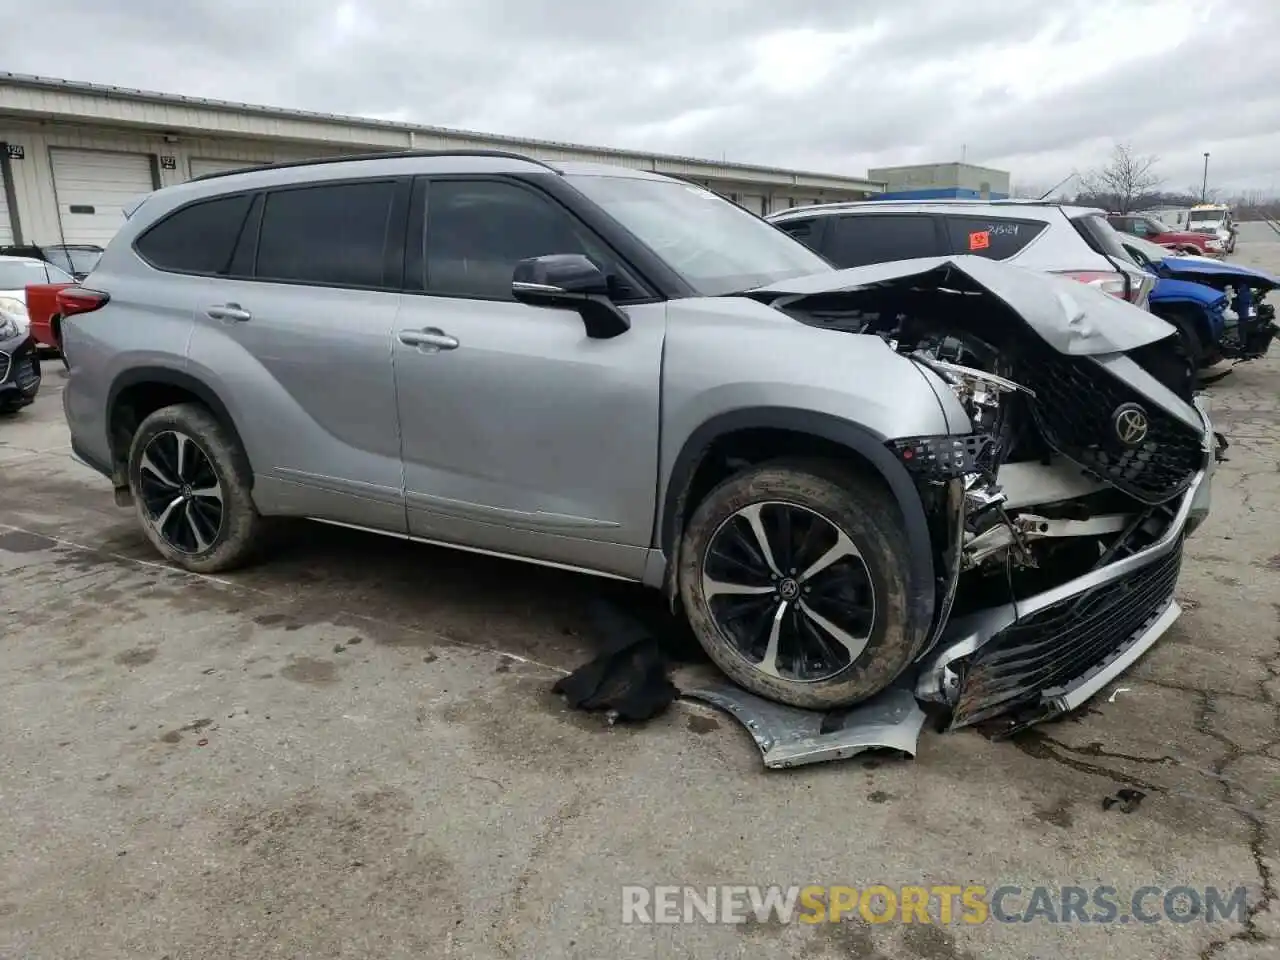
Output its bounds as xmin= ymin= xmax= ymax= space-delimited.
xmin=1079 ymin=143 xmax=1163 ymax=213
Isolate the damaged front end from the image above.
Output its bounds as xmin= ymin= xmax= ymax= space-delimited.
xmin=1158 ymin=257 xmax=1280 ymax=361
xmin=748 ymin=256 xmax=1224 ymax=742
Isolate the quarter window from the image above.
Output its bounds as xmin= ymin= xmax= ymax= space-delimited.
xmin=135 ymin=193 xmax=254 ymax=275
xmin=424 ymin=180 xmax=605 ymax=300
xmin=256 ymin=181 xmax=397 ymax=288
xmin=943 ymin=217 xmax=1048 ymax=260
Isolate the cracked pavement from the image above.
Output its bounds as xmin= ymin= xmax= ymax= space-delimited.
xmin=0 ymin=228 xmax=1277 ymax=959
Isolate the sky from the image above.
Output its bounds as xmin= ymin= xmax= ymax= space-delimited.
xmin=3 ymin=0 xmax=1277 ymax=194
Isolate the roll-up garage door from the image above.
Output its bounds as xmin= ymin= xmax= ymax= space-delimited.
xmin=0 ymin=166 xmax=13 ymax=244
xmin=50 ymin=148 xmax=156 ymax=246
xmin=738 ymin=193 xmax=766 ymax=216
xmin=189 ymin=157 xmax=256 ymax=179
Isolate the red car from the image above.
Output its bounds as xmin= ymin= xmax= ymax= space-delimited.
xmin=1106 ymin=213 xmax=1225 ymax=258
xmin=24 ymin=280 xmax=77 ymax=352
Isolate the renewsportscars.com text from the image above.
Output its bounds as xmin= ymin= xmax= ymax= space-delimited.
xmin=621 ymin=884 xmax=1250 ymax=926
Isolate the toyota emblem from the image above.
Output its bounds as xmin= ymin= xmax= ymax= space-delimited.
xmin=1112 ymin=403 xmax=1150 ymax=447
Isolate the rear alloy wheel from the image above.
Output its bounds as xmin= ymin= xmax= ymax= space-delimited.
xmin=136 ymin=430 xmax=225 ymax=554
xmin=128 ymin=403 xmax=264 ymax=572
xmin=678 ymin=461 xmax=919 ymax=710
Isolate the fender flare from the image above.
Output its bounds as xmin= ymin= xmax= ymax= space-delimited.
xmin=657 ymin=407 xmax=936 ymax=627
xmin=106 ymin=366 xmax=243 ymax=464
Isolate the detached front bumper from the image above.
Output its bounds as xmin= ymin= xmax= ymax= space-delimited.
xmin=917 ymin=398 xmax=1217 ymax=731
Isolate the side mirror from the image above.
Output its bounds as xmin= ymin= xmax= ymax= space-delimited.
xmin=512 ymin=254 xmax=631 ymax=340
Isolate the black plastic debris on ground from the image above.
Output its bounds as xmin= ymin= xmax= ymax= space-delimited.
xmin=553 ymin=596 xmax=681 ymax=723
xmin=1102 ymin=788 xmax=1146 ymax=813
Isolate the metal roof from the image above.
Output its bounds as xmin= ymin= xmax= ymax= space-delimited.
xmin=0 ymin=71 xmax=883 ymax=192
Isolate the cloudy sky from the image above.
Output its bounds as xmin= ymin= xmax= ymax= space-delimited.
xmin=4 ymin=0 xmax=1278 ymax=193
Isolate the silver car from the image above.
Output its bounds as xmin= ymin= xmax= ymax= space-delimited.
xmin=60 ymin=151 xmax=1219 ymax=731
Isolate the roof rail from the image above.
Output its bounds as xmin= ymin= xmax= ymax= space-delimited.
xmin=188 ymin=148 xmax=561 ymax=182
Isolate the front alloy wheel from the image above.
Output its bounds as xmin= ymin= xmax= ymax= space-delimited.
xmin=677 ymin=460 xmax=919 ymax=710
xmin=137 ymin=430 xmax=225 ymax=554
xmin=702 ymin=501 xmax=875 ymax=682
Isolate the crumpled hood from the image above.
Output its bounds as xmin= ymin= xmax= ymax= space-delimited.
xmin=1161 ymin=255 xmax=1279 ymax=289
xmin=753 ymin=255 xmax=1177 ymax=356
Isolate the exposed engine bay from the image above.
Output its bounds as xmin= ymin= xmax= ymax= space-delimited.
xmin=709 ymin=259 xmax=1226 ymax=762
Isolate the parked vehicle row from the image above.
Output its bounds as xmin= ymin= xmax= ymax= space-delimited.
xmin=49 ymin=150 xmax=1223 ymax=741
xmin=768 ymin=199 xmax=1274 ymax=379
xmin=1106 ymin=212 xmax=1225 ymax=257
xmin=1116 ymin=235 xmax=1278 ymax=368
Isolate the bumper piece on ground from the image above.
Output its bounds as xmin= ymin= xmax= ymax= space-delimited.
xmin=682 ymin=683 xmax=926 ymax=769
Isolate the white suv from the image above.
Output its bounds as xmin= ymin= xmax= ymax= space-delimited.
xmin=768 ymin=200 xmax=1155 ymax=309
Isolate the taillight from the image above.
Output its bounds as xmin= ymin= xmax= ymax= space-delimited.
xmin=55 ymin=287 xmax=110 ymax=318
xmin=1056 ymin=270 xmax=1129 ymax=300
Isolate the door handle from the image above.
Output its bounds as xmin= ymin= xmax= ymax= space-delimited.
xmin=398 ymin=327 xmax=459 ymax=351
xmin=206 ymin=303 xmax=252 ymax=322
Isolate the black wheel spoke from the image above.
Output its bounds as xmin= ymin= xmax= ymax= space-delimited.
xmin=702 ymin=501 xmax=876 ymax=683
xmin=137 ymin=431 xmax=225 ymax=556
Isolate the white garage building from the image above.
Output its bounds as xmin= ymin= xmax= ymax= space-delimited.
xmin=0 ymin=72 xmax=882 ymax=248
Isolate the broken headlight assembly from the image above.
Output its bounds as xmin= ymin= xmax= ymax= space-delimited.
xmin=913 ymin=353 xmax=1037 ymax=434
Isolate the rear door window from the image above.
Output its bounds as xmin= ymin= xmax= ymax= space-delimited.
xmin=255 ymin=180 xmax=398 ymax=288
xmin=825 ymin=214 xmax=944 ymax=267
xmin=943 ymin=216 xmax=1047 ymax=260
xmin=135 ymin=193 xmax=254 ymax=275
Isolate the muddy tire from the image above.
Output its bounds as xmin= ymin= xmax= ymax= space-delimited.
xmin=127 ymin=402 xmax=264 ymax=573
xmin=678 ymin=459 xmax=918 ymax=710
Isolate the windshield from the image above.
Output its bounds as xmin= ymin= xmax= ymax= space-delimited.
xmin=1124 ymin=236 xmax=1176 ymax=265
xmin=0 ymin=260 xmax=55 ymax=290
xmin=565 ymin=175 xmax=831 ymax=295
xmin=1189 ymin=208 xmax=1226 ymax=224
xmin=1144 ymin=218 xmax=1175 ymax=233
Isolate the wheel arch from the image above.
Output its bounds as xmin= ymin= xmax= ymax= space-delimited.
xmin=106 ymin=366 xmax=248 ymax=486
xmin=657 ymin=407 xmax=937 ymax=627
xmin=1148 ymin=298 xmax=1216 ymax=350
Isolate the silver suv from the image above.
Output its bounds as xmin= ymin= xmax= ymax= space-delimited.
xmin=60 ymin=151 xmax=1218 ymax=731
xmin=768 ymin=199 xmax=1155 ymax=308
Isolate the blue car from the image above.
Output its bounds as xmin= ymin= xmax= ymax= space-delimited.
xmin=1119 ymin=236 xmax=1278 ymax=368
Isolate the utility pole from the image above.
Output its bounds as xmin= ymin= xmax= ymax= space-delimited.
xmin=1201 ymin=152 xmax=1210 ymax=202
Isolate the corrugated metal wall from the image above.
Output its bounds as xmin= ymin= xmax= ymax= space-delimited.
xmin=0 ymin=119 xmax=874 ymax=245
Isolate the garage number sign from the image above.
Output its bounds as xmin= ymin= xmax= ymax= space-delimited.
xmin=160 ymin=156 xmax=177 ymax=170
xmin=5 ymin=144 xmax=23 ymax=160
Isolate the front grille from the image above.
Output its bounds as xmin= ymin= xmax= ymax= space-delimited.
xmin=950 ymin=545 xmax=1182 ymax=728
xmin=0 ymin=351 xmax=10 ymax=384
xmin=1018 ymin=348 xmax=1204 ymax=504
xmin=15 ymin=352 xmax=39 ymax=393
